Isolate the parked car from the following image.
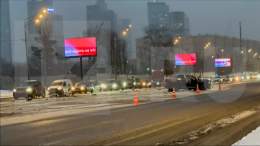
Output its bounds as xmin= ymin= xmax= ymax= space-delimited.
xmin=213 ymin=76 xmax=223 ymax=83
xmin=72 ymin=81 xmax=94 ymax=94
xmin=48 ymin=79 xmax=73 ymax=97
xmin=13 ymin=80 xmax=46 ymax=101
xmin=165 ymin=74 xmax=211 ymax=91
xmin=151 ymin=78 xmax=165 ymax=87
xmin=105 ymin=79 xmax=124 ymax=91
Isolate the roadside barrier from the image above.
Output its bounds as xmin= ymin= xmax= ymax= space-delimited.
xmin=133 ymin=90 xmax=139 ymax=105
xmin=172 ymin=87 xmax=176 ymax=98
xmin=196 ymin=84 xmax=200 ymax=94
xmin=68 ymin=88 xmax=72 ymax=96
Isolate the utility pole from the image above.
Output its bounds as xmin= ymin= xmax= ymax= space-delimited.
xmin=239 ymin=22 xmax=243 ymax=73
xmin=114 ymin=37 xmax=117 ymax=80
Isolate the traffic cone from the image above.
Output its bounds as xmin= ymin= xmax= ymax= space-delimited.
xmin=196 ymin=84 xmax=200 ymax=94
xmin=172 ymin=87 xmax=176 ymax=98
xmin=133 ymin=90 xmax=139 ymax=105
xmin=219 ymin=82 xmax=221 ymax=91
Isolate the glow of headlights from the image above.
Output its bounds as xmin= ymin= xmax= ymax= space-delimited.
xmin=143 ymin=83 xmax=146 ymax=86
xmin=236 ymin=77 xmax=239 ymax=81
xmin=257 ymin=75 xmax=260 ymax=78
xmin=157 ymin=82 xmax=159 ymax=85
xmin=247 ymin=76 xmax=250 ymax=80
xmin=72 ymin=87 xmax=75 ymax=90
xmin=13 ymin=89 xmax=17 ymax=92
xmin=47 ymin=87 xmax=50 ymax=90
xmin=133 ymin=82 xmax=136 ymax=85
xmin=80 ymin=87 xmax=84 ymax=90
xmin=113 ymin=84 xmax=117 ymax=88
xmin=58 ymin=87 xmax=62 ymax=90
xmin=242 ymin=76 xmax=244 ymax=79
xmin=26 ymin=88 xmax=32 ymax=92
xmin=123 ymin=83 xmax=126 ymax=86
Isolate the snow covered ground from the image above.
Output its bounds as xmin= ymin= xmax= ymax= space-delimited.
xmin=0 ymin=90 xmax=13 ymax=98
xmin=233 ymin=126 xmax=260 ymax=145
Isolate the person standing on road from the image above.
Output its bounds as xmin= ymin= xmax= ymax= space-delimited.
xmin=132 ymin=76 xmax=135 ymax=90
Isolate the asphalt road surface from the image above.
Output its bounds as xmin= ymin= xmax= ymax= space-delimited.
xmin=1 ymin=81 xmax=260 ymax=145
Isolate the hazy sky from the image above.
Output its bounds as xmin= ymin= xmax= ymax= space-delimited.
xmin=9 ymin=0 xmax=260 ymax=62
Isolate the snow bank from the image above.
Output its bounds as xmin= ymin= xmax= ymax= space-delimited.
xmin=0 ymin=90 xmax=13 ymax=98
xmin=233 ymin=126 xmax=260 ymax=145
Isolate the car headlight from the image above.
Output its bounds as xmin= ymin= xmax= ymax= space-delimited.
xmin=80 ymin=87 xmax=84 ymax=90
xmin=143 ymin=82 xmax=146 ymax=86
xmin=242 ymin=76 xmax=244 ymax=79
xmin=247 ymin=76 xmax=250 ymax=80
xmin=26 ymin=88 xmax=32 ymax=92
xmin=58 ymin=87 xmax=62 ymax=90
xmin=123 ymin=82 xmax=126 ymax=86
xmin=13 ymin=89 xmax=17 ymax=92
xmin=157 ymin=82 xmax=159 ymax=85
xmin=236 ymin=77 xmax=239 ymax=81
xmin=133 ymin=82 xmax=136 ymax=85
xmin=47 ymin=87 xmax=50 ymax=90
xmin=148 ymin=83 xmax=151 ymax=85
xmin=113 ymin=84 xmax=117 ymax=88
xmin=72 ymin=87 xmax=75 ymax=90
xmin=257 ymin=75 xmax=260 ymax=78
xmin=230 ymin=78 xmax=232 ymax=81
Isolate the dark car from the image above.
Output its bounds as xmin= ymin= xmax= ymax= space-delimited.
xmin=105 ymin=79 xmax=124 ymax=91
xmin=165 ymin=74 xmax=211 ymax=91
xmin=13 ymin=80 xmax=46 ymax=101
xmin=72 ymin=81 xmax=94 ymax=94
xmin=122 ymin=79 xmax=134 ymax=89
xmin=151 ymin=78 xmax=165 ymax=87
xmin=88 ymin=80 xmax=102 ymax=92
xmin=134 ymin=78 xmax=142 ymax=89
xmin=141 ymin=80 xmax=151 ymax=88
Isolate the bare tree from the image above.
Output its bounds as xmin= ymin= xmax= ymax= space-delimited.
xmin=31 ymin=20 xmax=57 ymax=85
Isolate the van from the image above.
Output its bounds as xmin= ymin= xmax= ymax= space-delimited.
xmin=47 ymin=79 xmax=73 ymax=97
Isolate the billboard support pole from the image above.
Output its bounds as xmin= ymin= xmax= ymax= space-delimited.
xmin=80 ymin=57 xmax=83 ymax=81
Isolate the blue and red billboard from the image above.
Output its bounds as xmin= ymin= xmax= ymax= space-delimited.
xmin=64 ymin=37 xmax=97 ymax=58
xmin=215 ymin=58 xmax=231 ymax=67
xmin=175 ymin=54 xmax=196 ymax=66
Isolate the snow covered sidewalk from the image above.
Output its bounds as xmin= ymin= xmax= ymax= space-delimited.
xmin=233 ymin=126 xmax=260 ymax=145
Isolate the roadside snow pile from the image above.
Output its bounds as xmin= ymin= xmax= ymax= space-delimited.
xmin=232 ymin=126 xmax=260 ymax=145
xmin=0 ymin=90 xmax=13 ymax=98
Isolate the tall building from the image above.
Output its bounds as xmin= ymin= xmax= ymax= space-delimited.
xmin=0 ymin=0 xmax=12 ymax=64
xmin=168 ymin=11 xmax=190 ymax=36
xmin=147 ymin=2 xmax=169 ymax=28
xmin=119 ymin=19 xmax=133 ymax=59
xmin=86 ymin=0 xmax=118 ymax=31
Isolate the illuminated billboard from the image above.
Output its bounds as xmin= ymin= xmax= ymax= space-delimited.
xmin=215 ymin=58 xmax=231 ymax=67
xmin=64 ymin=37 xmax=97 ymax=58
xmin=175 ymin=54 xmax=196 ymax=66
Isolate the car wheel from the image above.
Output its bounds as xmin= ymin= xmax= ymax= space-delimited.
xmin=59 ymin=90 xmax=64 ymax=97
xmin=85 ymin=90 xmax=88 ymax=94
xmin=79 ymin=91 xmax=82 ymax=94
xmin=91 ymin=90 xmax=93 ymax=93
xmin=41 ymin=90 xmax=46 ymax=98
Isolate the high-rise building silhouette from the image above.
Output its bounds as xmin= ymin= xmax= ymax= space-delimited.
xmin=147 ymin=2 xmax=169 ymax=28
xmin=0 ymin=0 xmax=12 ymax=64
xmin=87 ymin=0 xmax=118 ymax=31
xmin=168 ymin=11 xmax=190 ymax=36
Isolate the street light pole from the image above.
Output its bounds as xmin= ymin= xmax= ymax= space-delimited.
xmin=24 ymin=29 xmax=30 ymax=80
xmin=114 ymin=37 xmax=117 ymax=80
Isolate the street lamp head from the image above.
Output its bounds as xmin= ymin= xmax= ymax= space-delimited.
xmin=43 ymin=9 xmax=47 ymax=13
xmin=39 ymin=15 xmax=43 ymax=18
xmin=221 ymin=49 xmax=224 ymax=52
xmin=211 ymin=56 xmax=214 ymax=58
xmin=129 ymin=24 xmax=132 ymax=28
xmin=122 ymin=31 xmax=127 ymax=35
xmin=35 ymin=19 xmax=40 ymax=23
xmin=126 ymin=28 xmax=129 ymax=31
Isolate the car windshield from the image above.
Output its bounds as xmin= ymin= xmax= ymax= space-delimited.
xmin=19 ymin=82 xmax=35 ymax=87
xmin=75 ymin=82 xmax=85 ymax=86
xmin=51 ymin=81 xmax=63 ymax=86
xmin=106 ymin=80 xmax=117 ymax=83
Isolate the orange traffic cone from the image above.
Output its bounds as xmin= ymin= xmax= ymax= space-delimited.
xmin=172 ymin=87 xmax=176 ymax=98
xmin=133 ymin=90 xmax=139 ymax=105
xmin=196 ymin=84 xmax=200 ymax=94
xmin=219 ymin=82 xmax=221 ymax=91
